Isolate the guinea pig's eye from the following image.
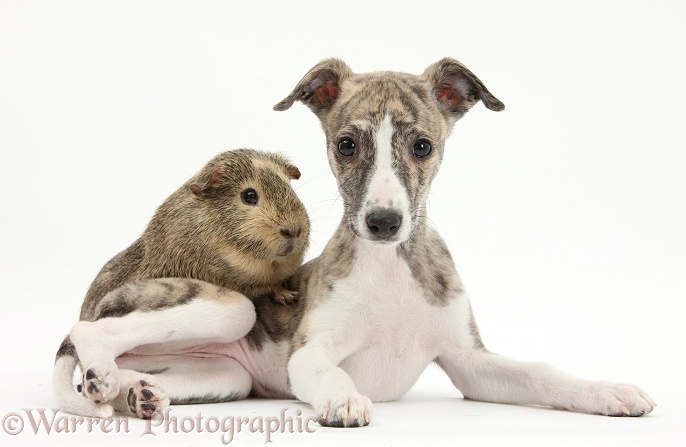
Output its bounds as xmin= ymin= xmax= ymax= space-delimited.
xmin=241 ymin=188 xmax=259 ymax=205
xmin=412 ymin=140 xmax=432 ymax=158
xmin=338 ymin=138 xmax=356 ymax=156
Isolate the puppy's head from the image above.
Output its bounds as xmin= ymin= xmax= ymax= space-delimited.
xmin=275 ymin=58 xmax=503 ymax=245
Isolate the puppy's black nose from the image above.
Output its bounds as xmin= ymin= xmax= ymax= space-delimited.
xmin=366 ymin=209 xmax=401 ymax=238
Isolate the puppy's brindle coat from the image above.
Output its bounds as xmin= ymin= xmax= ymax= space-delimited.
xmin=63 ymin=58 xmax=654 ymax=425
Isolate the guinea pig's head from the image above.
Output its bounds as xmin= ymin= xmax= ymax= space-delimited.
xmin=189 ymin=149 xmax=310 ymax=271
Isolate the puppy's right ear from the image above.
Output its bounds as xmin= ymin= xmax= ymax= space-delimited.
xmin=190 ymin=169 xmax=225 ymax=197
xmin=273 ymin=58 xmax=353 ymax=117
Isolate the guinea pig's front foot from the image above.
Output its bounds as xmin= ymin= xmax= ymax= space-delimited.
xmin=273 ymin=287 xmax=299 ymax=305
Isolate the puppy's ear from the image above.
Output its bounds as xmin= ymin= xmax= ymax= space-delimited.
xmin=422 ymin=58 xmax=504 ymax=125
xmin=286 ymin=164 xmax=301 ymax=180
xmin=190 ymin=169 xmax=225 ymax=196
xmin=274 ymin=58 xmax=353 ymax=117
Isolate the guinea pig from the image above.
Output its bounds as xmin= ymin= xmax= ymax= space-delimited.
xmin=78 ymin=148 xmax=310 ymax=321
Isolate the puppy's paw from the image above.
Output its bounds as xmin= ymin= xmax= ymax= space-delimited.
xmin=580 ymin=382 xmax=656 ymax=417
xmin=273 ymin=288 xmax=299 ymax=305
xmin=127 ymin=379 xmax=169 ymax=420
xmin=81 ymin=361 xmax=120 ymax=405
xmin=316 ymin=392 xmax=372 ymax=427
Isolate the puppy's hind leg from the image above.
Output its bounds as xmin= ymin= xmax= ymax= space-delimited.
xmin=94 ymin=368 xmax=170 ymax=420
xmin=436 ymin=349 xmax=656 ymax=417
xmin=71 ymin=278 xmax=256 ymax=406
xmin=110 ymin=354 xmax=252 ymax=419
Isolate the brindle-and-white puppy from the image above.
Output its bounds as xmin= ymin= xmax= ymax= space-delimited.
xmin=273 ymin=57 xmax=655 ymax=426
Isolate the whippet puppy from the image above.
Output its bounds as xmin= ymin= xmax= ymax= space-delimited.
xmin=274 ymin=57 xmax=655 ymax=426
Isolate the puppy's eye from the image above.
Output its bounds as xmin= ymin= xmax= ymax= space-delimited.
xmin=338 ymin=138 xmax=356 ymax=156
xmin=412 ymin=140 xmax=432 ymax=158
xmin=241 ymin=188 xmax=259 ymax=205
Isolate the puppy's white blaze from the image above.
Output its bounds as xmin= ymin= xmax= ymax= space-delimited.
xmin=358 ymin=114 xmax=412 ymax=241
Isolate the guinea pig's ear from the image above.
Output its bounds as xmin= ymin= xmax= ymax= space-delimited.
xmin=422 ymin=58 xmax=504 ymax=127
xmin=286 ymin=164 xmax=301 ymax=180
xmin=273 ymin=58 xmax=353 ymax=118
xmin=190 ymin=169 xmax=225 ymax=196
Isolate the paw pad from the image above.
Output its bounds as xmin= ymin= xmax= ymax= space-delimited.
xmin=127 ymin=379 xmax=169 ymax=419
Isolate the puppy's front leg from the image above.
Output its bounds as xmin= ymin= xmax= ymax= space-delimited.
xmin=289 ymin=340 xmax=372 ymax=427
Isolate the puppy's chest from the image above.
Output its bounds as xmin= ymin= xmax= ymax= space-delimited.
xmin=331 ymin=250 xmax=439 ymax=352
xmin=319 ymin=251 xmax=439 ymax=400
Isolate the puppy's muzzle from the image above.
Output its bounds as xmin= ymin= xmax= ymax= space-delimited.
xmin=366 ymin=208 xmax=402 ymax=240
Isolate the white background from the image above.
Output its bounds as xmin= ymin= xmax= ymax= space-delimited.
xmin=1 ymin=1 xmax=684 ymax=446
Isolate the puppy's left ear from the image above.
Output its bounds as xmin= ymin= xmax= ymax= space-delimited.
xmin=422 ymin=58 xmax=504 ymax=125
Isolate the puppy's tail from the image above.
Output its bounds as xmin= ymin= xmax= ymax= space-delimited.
xmin=53 ymin=336 xmax=114 ymax=418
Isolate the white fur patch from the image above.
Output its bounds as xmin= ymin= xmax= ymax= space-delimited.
xmin=292 ymin=239 xmax=451 ymax=403
xmin=356 ymin=114 xmax=412 ymax=242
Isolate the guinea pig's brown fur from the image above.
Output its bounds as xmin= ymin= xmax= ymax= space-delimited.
xmin=79 ymin=149 xmax=309 ymax=321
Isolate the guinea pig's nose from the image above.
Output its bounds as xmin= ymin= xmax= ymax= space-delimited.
xmin=280 ymin=227 xmax=302 ymax=239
